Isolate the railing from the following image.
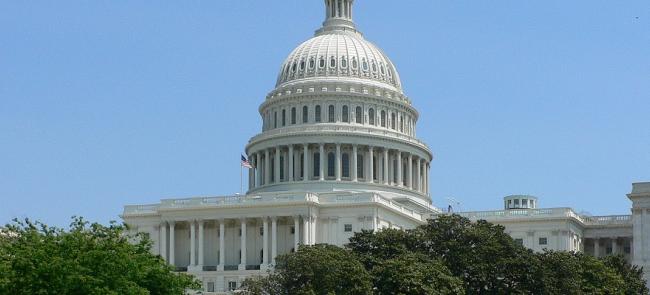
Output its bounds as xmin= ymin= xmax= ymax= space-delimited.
xmin=248 ymin=124 xmax=430 ymax=149
xmin=203 ymin=265 xmax=217 ymax=271
xmin=246 ymin=265 xmax=261 ymax=270
xmin=448 ymin=208 xmax=631 ymax=226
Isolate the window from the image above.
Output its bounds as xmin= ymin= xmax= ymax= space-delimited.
xmin=260 ymin=227 xmax=264 ymax=236
xmin=328 ymin=105 xmax=335 ymax=122
xmin=344 ymin=224 xmax=353 ymax=232
xmin=302 ymin=106 xmax=308 ymax=123
xmin=362 ymin=58 xmax=368 ymax=71
xmin=260 ymin=250 xmax=264 ymax=264
xmin=522 ymin=199 xmax=528 ymax=207
xmin=313 ymin=153 xmax=320 ymax=177
xmin=300 ymin=155 xmax=304 ymax=178
xmin=292 ymin=62 xmax=297 ymax=73
xmin=342 ymin=106 xmax=349 ymax=122
xmin=280 ymin=156 xmax=284 ymax=180
xmin=514 ymin=239 xmax=523 ymax=246
xmin=291 ymin=226 xmax=295 ymax=234
xmin=368 ymin=108 xmax=375 ymax=125
xmin=514 ymin=199 xmax=520 ymax=207
xmin=391 ymin=113 xmax=396 ymax=129
xmin=291 ymin=107 xmax=296 ymax=124
xmin=352 ymin=57 xmax=358 ymax=69
xmin=309 ymin=57 xmax=315 ymax=69
xmin=400 ymin=115 xmax=404 ymax=132
xmin=228 ymin=281 xmax=237 ymax=291
xmin=300 ymin=60 xmax=305 ymax=70
xmin=315 ymin=105 xmax=321 ymax=122
xmin=319 ymin=57 xmax=325 ymax=68
xmin=327 ymin=152 xmax=335 ymax=177
xmin=355 ymin=106 xmax=362 ymax=123
xmin=341 ymin=56 xmax=348 ymax=68
xmin=274 ymin=112 xmax=278 ymax=128
xmin=357 ymin=154 xmax=364 ymax=178
xmin=539 ymin=237 xmax=548 ymax=245
xmin=208 ymin=282 xmax=215 ymax=292
xmin=282 ymin=109 xmax=286 ymax=126
xmin=371 ymin=61 xmax=377 ymax=72
xmin=330 ymin=56 xmax=336 ymax=68
xmin=239 ymin=229 xmax=242 ymax=236
xmin=380 ymin=110 xmax=386 ymax=127
xmin=342 ymin=153 xmax=350 ymax=178
xmin=380 ymin=63 xmax=385 ymax=75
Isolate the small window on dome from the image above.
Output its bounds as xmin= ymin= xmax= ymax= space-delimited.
xmin=387 ymin=67 xmax=393 ymax=77
xmin=292 ymin=62 xmax=297 ymax=73
xmin=341 ymin=57 xmax=348 ymax=68
xmin=330 ymin=56 xmax=336 ymax=68
xmin=362 ymin=59 xmax=368 ymax=71
xmin=309 ymin=57 xmax=315 ymax=69
xmin=352 ymin=58 xmax=358 ymax=69
xmin=371 ymin=61 xmax=377 ymax=72
xmin=319 ymin=57 xmax=326 ymax=68
xmin=380 ymin=63 xmax=385 ymax=75
xmin=300 ymin=60 xmax=305 ymax=70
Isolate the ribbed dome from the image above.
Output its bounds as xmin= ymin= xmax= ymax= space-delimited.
xmin=275 ymin=0 xmax=403 ymax=93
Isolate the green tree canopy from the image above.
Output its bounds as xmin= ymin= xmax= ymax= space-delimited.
xmin=0 ymin=217 xmax=200 ymax=295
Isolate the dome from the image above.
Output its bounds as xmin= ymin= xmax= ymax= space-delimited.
xmin=275 ymin=2 xmax=403 ymax=93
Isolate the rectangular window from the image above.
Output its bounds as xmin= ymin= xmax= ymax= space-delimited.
xmin=344 ymin=224 xmax=353 ymax=232
xmin=228 ymin=281 xmax=237 ymax=291
xmin=514 ymin=238 xmax=523 ymax=246
xmin=522 ymin=199 xmax=528 ymax=207
xmin=539 ymin=237 xmax=548 ymax=245
xmin=207 ymin=282 xmax=215 ymax=292
xmin=260 ymin=227 xmax=264 ymax=236
xmin=291 ymin=226 xmax=295 ymax=234
xmin=238 ymin=229 xmax=242 ymax=236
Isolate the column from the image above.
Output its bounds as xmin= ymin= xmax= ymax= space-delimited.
xmin=271 ymin=217 xmax=278 ymax=265
xmin=302 ymin=215 xmax=310 ymax=245
xmin=368 ymin=147 xmax=374 ymax=183
xmin=189 ymin=220 xmax=196 ymax=268
xmin=239 ymin=218 xmax=247 ymax=270
xmin=594 ymin=238 xmax=600 ymax=257
xmin=335 ymin=144 xmax=341 ymax=181
xmin=383 ymin=149 xmax=389 ymax=184
xmin=352 ymin=145 xmax=358 ymax=182
xmin=160 ymin=222 xmax=167 ymax=262
xmin=264 ymin=149 xmax=270 ymax=185
xmin=396 ymin=151 xmax=402 ymax=187
xmin=407 ymin=154 xmax=413 ymax=189
xmin=169 ymin=221 xmax=175 ymax=266
xmin=319 ymin=144 xmax=325 ymax=181
xmin=612 ymin=238 xmax=618 ymax=255
xmin=218 ymin=220 xmax=225 ymax=271
xmin=198 ymin=220 xmax=204 ymax=268
xmin=256 ymin=153 xmax=262 ymax=187
xmin=416 ymin=158 xmax=421 ymax=192
xmin=262 ymin=217 xmax=269 ymax=266
xmin=311 ymin=216 xmax=317 ymax=244
xmin=426 ymin=162 xmax=430 ymax=195
xmin=248 ymin=154 xmax=254 ymax=189
xmin=303 ymin=144 xmax=309 ymax=182
xmin=288 ymin=145 xmax=294 ymax=182
xmin=274 ymin=147 xmax=281 ymax=183
xmin=293 ymin=216 xmax=300 ymax=251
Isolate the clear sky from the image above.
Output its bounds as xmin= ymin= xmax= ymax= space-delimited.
xmin=1 ymin=1 xmax=648 ymax=227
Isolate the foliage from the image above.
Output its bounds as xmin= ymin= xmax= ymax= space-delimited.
xmin=242 ymin=215 xmax=648 ymax=295
xmin=0 ymin=217 xmax=200 ymax=295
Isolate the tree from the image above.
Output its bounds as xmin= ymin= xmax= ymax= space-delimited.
xmin=241 ymin=244 xmax=372 ymax=295
xmin=601 ymin=255 xmax=649 ymax=295
xmin=0 ymin=217 xmax=200 ymax=295
xmin=371 ymin=253 xmax=463 ymax=295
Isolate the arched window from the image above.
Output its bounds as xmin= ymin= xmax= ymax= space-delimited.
xmin=327 ymin=152 xmax=335 ymax=177
xmin=300 ymin=155 xmax=304 ymax=178
xmin=352 ymin=57 xmax=358 ymax=69
xmin=291 ymin=107 xmax=296 ymax=124
xmin=380 ymin=63 xmax=386 ymax=75
xmin=391 ymin=113 xmax=396 ymax=130
xmin=300 ymin=60 xmax=305 ymax=71
xmin=274 ymin=112 xmax=278 ymax=128
xmin=381 ymin=110 xmax=386 ymax=127
xmin=328 ymin=105 xmax=335 ymax=123
xmin=368 ymin=108 xmax=375 ymax=125
xmin=342 ymin=106 xmax=349 ymax=123
xmin=355 ymin=106 xmax=362 ymax=124
xmin=342 ymin=153 xmax=350 ymax=178
xmin=357 ymin=154 xmax=364 ymax=179
xmin=313 ymin=153 xmax=320 ymax=177
xmin=373 ymin=156 xmax=378 ymax=181
xmin=282 ymin=109 xmax=286 ymax=126
xmin=330 ymin=56 xmax=336 ymax=68
xmin=371 ymin=61 xmax=377 ymax=72
xmin=292 ymin=62 xmax=297 ymax=73
xmin=319 ymin=57 xmax=325 ymax=68
xmin=362 ymin=58 xmax=369 ymax=71
xmin=341 ymin=56 xmax=348 ymax=68
xmin=400 ymin=115 xmax=404 ymax=132
xmin=280 ymin=155 xmax=285 ymax=180
xmin=302 ymin=106 xmax=308 ymax=123
xmin=309 ymin=57 xmax=315 ymax=69
xmin=315 ymin=105 xmax=322 ymax=122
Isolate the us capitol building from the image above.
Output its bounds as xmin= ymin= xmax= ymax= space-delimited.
xmin=122 ymin=0 xmax=650 ymax=293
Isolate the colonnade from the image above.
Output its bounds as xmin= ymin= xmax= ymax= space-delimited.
xmin=247 ymin=144 xmax=429 ymax=195
xmin=159 ymin=216 xmax=316 ymax=271
xmin=589 ymin=237 xmax=631 ymax=257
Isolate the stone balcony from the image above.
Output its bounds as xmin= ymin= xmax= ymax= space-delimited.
xmin=439 ymin=208 xmax=631 ymax=228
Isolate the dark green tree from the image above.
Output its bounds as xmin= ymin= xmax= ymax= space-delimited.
xmin=0 ymin=217 xmax=200 ymax=295
xmin=601 ymin=255 xmax=649 ymax=295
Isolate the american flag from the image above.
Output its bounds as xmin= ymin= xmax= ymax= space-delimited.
xmin=241 ymin=155 xmax=253 ymax=168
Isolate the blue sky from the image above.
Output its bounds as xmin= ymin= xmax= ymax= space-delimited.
xmin=1 ymin=1 xmax=648 ymax=227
